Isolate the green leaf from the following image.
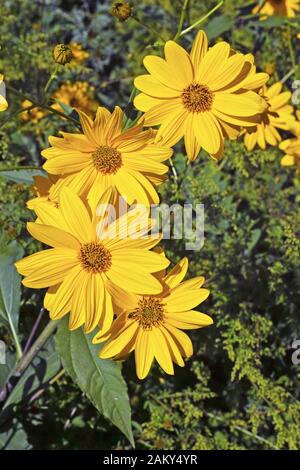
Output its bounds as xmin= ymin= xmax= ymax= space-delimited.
xmin=0 ymin=169 xmax=45 ymax=184
xmin=55 ymin=318 xmax=134 ymax=446
xmin=0 ymin=419 xmax=31 ymax=450
xmin=255 ymin=15 xmax=300 ymax=28
xmin=0 ymin=350 xmax=16 ymax=390
xmin=205 ymin=15 xmax=233 ymax=40
xmin=55 ymin=100 xmax=74 ymax=116
xmin=0 ymin=241 xmax=24 ymax=339
xmin=1 ymin=337 xmax=61 ymax=413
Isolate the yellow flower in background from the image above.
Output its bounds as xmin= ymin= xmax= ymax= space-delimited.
xmin=243 ymin=82 xmax=295 ymax=151
xmin=27 ymin=174 xmax=59 ymax=211
xmin=280 ymin=111 xmax=300 ymax=176
xmin=0 ymin=74 xmax=8 ymax=111
xmin=16 ymin=187 xmax=169 ymax=334
xmin=253 ymin=0 xmax=300 ymax=17
xmin=134 ymin=30 xmax=268 ymax=161
xmin=69 ymin=43 xmax=89 ymax=64
xmin=42 ymin=106 xmax=173 ymax=211
xmin=96 ymin=257 xmax=212 ymax=379
xmin=52 ymin=81 xmax=98 ymax=117
xmin=21 ymin=100 xmax=47 ymax=123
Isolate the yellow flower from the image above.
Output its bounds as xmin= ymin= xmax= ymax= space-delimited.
xmin=21 ymin=100 xmax=47 ymax=123
xmin=69 ymin=43 xmax=89 ymax=64
xmin=15 ymin=187 xmax=169 ymax=334
xmin=27 ymin=174 xmax=59 ymax=211
xmin=243 ymin=81 xmax=295 ymax=151
xmin=51 ymin=81 xmax=98 ymax=118
xmin=96 ymin=257 xmax=212 ymax=379
xmin=252 ymin=0 xmax=300 ymax=18
xmin=280 ymin=111 xmax=300 ymax=176
xmin=42 ymin=106 xmax=173 ymax=210
xmin=0 ymin=74 xmax=8 ymax=112
xmin=134 ymin=31 xmax=268 ymax=161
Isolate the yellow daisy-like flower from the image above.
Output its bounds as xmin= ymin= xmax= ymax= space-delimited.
xmin=253 ymin=0 xmax=300 ymax=18
xmin=51 ymin=81 xmax=98 ymax=118
xmin=280 ymin=111 xmax=300 ymax=176
xmin=96 ymin=257 xmax=212 ymax=379
xmin=21 ymin=100 xmax=47 ymax=123
xmin=69 ymin=43 xmax=89 ymax=64
xmin=42 ymin=106 xmax=173 ymax=210
xmin=0 ymin=74 xmax=8 ymax=112
xmin=243 ymin=81 xmax=295 ymax=151
xmin=16 ymin=187 xmax=169 ymax=334
xmin=134 ymin=30 xmax=268 ymax=161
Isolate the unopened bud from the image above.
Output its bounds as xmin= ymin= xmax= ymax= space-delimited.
xmin=53 ymin=44 xmax=73 ymax=65
xmin=111 ymin=2 xmax=132 ymax=22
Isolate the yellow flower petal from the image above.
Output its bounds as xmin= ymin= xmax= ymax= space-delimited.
xmin=190 ymin=30 xmax=208 ymax=72
xmin=27 ymin=222 xmax=80 ymax=250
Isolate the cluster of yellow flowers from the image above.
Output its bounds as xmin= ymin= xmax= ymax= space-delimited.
xmin=21 ymin=81 xmax=98 ymax=123
xmin=10 ymin=30 xmax=300 ymax=378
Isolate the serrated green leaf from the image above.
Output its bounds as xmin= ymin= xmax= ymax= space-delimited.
xmin=55 ymin=318 xmax=134 ymax=446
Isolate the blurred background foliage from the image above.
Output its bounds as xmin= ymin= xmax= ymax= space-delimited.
xmin=0 ymin=0 xmax=300 ymax=450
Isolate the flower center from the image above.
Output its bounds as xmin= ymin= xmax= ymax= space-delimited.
xmin=181 ymin=83 xmax=214 ymax=113
xmin=92 ymin=145 xmax=122 ymax=174
xmin=79 ymin=242 xmax=112 ymax=273
xmin=129 ymin=297 xmax=165 ymax=330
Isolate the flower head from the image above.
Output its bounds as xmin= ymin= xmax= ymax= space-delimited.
xmin=42 ymin=106 xmax=173 ymax=210
xmin=111 ymin=2 xmax=132 ymax=22
xmin=252 ymin=0 xmax=300 ymax=18
xmin=243 ymin=81 xmax=295 ymax=151
xmin=21 ymin=100 xmax=46 ymax=123
xmin=280 ymin=110 xmax=300 ymax=177
xmin=51 ymin=81 xmax=98 ymax=117
xmin=134 ymin=31 xmax=268 ymax=161
xmin=96 ymin=257 xmax=212 ymax=379
xmin=53 ymin=44 xmax=73 ymax=65
xmin=0 ymin=74 xmax=8 ymax=112
xmin=69 ymin=43 xmax=89 ymax=64
xmin=16 ymin=187 xmax=169 ymax=334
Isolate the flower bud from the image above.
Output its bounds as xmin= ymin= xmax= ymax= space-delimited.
xmin=53 ymin=44 xmax=73 ymax=65
xmin=111 ymin=2 xmax=132 ymax=22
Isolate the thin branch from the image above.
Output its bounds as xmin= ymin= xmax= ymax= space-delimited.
xmin=180 ymin=1 xmax=223 ymax=37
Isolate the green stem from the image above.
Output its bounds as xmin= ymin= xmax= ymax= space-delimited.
xmin=131 ymin=15 xmax=166 ymax=42
xmin=6 ymin=84 xmax=79 ymax=126
xmin=8 ymin=317 xmax=22 ymax=360
xmin=180 ymin=0 xmax=223 ymax=36
xmin=44 ymin=65 xmax=60 ymax=94
xmin=0 ymin=104 xmax=36 ymax=129
xmin=174 ymin=0 xmax=189 ymax=40
xmin=9 ymin=321 xmax=57 ymax=381
xmin=287 ymin=25 xmax=296 ymax=69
